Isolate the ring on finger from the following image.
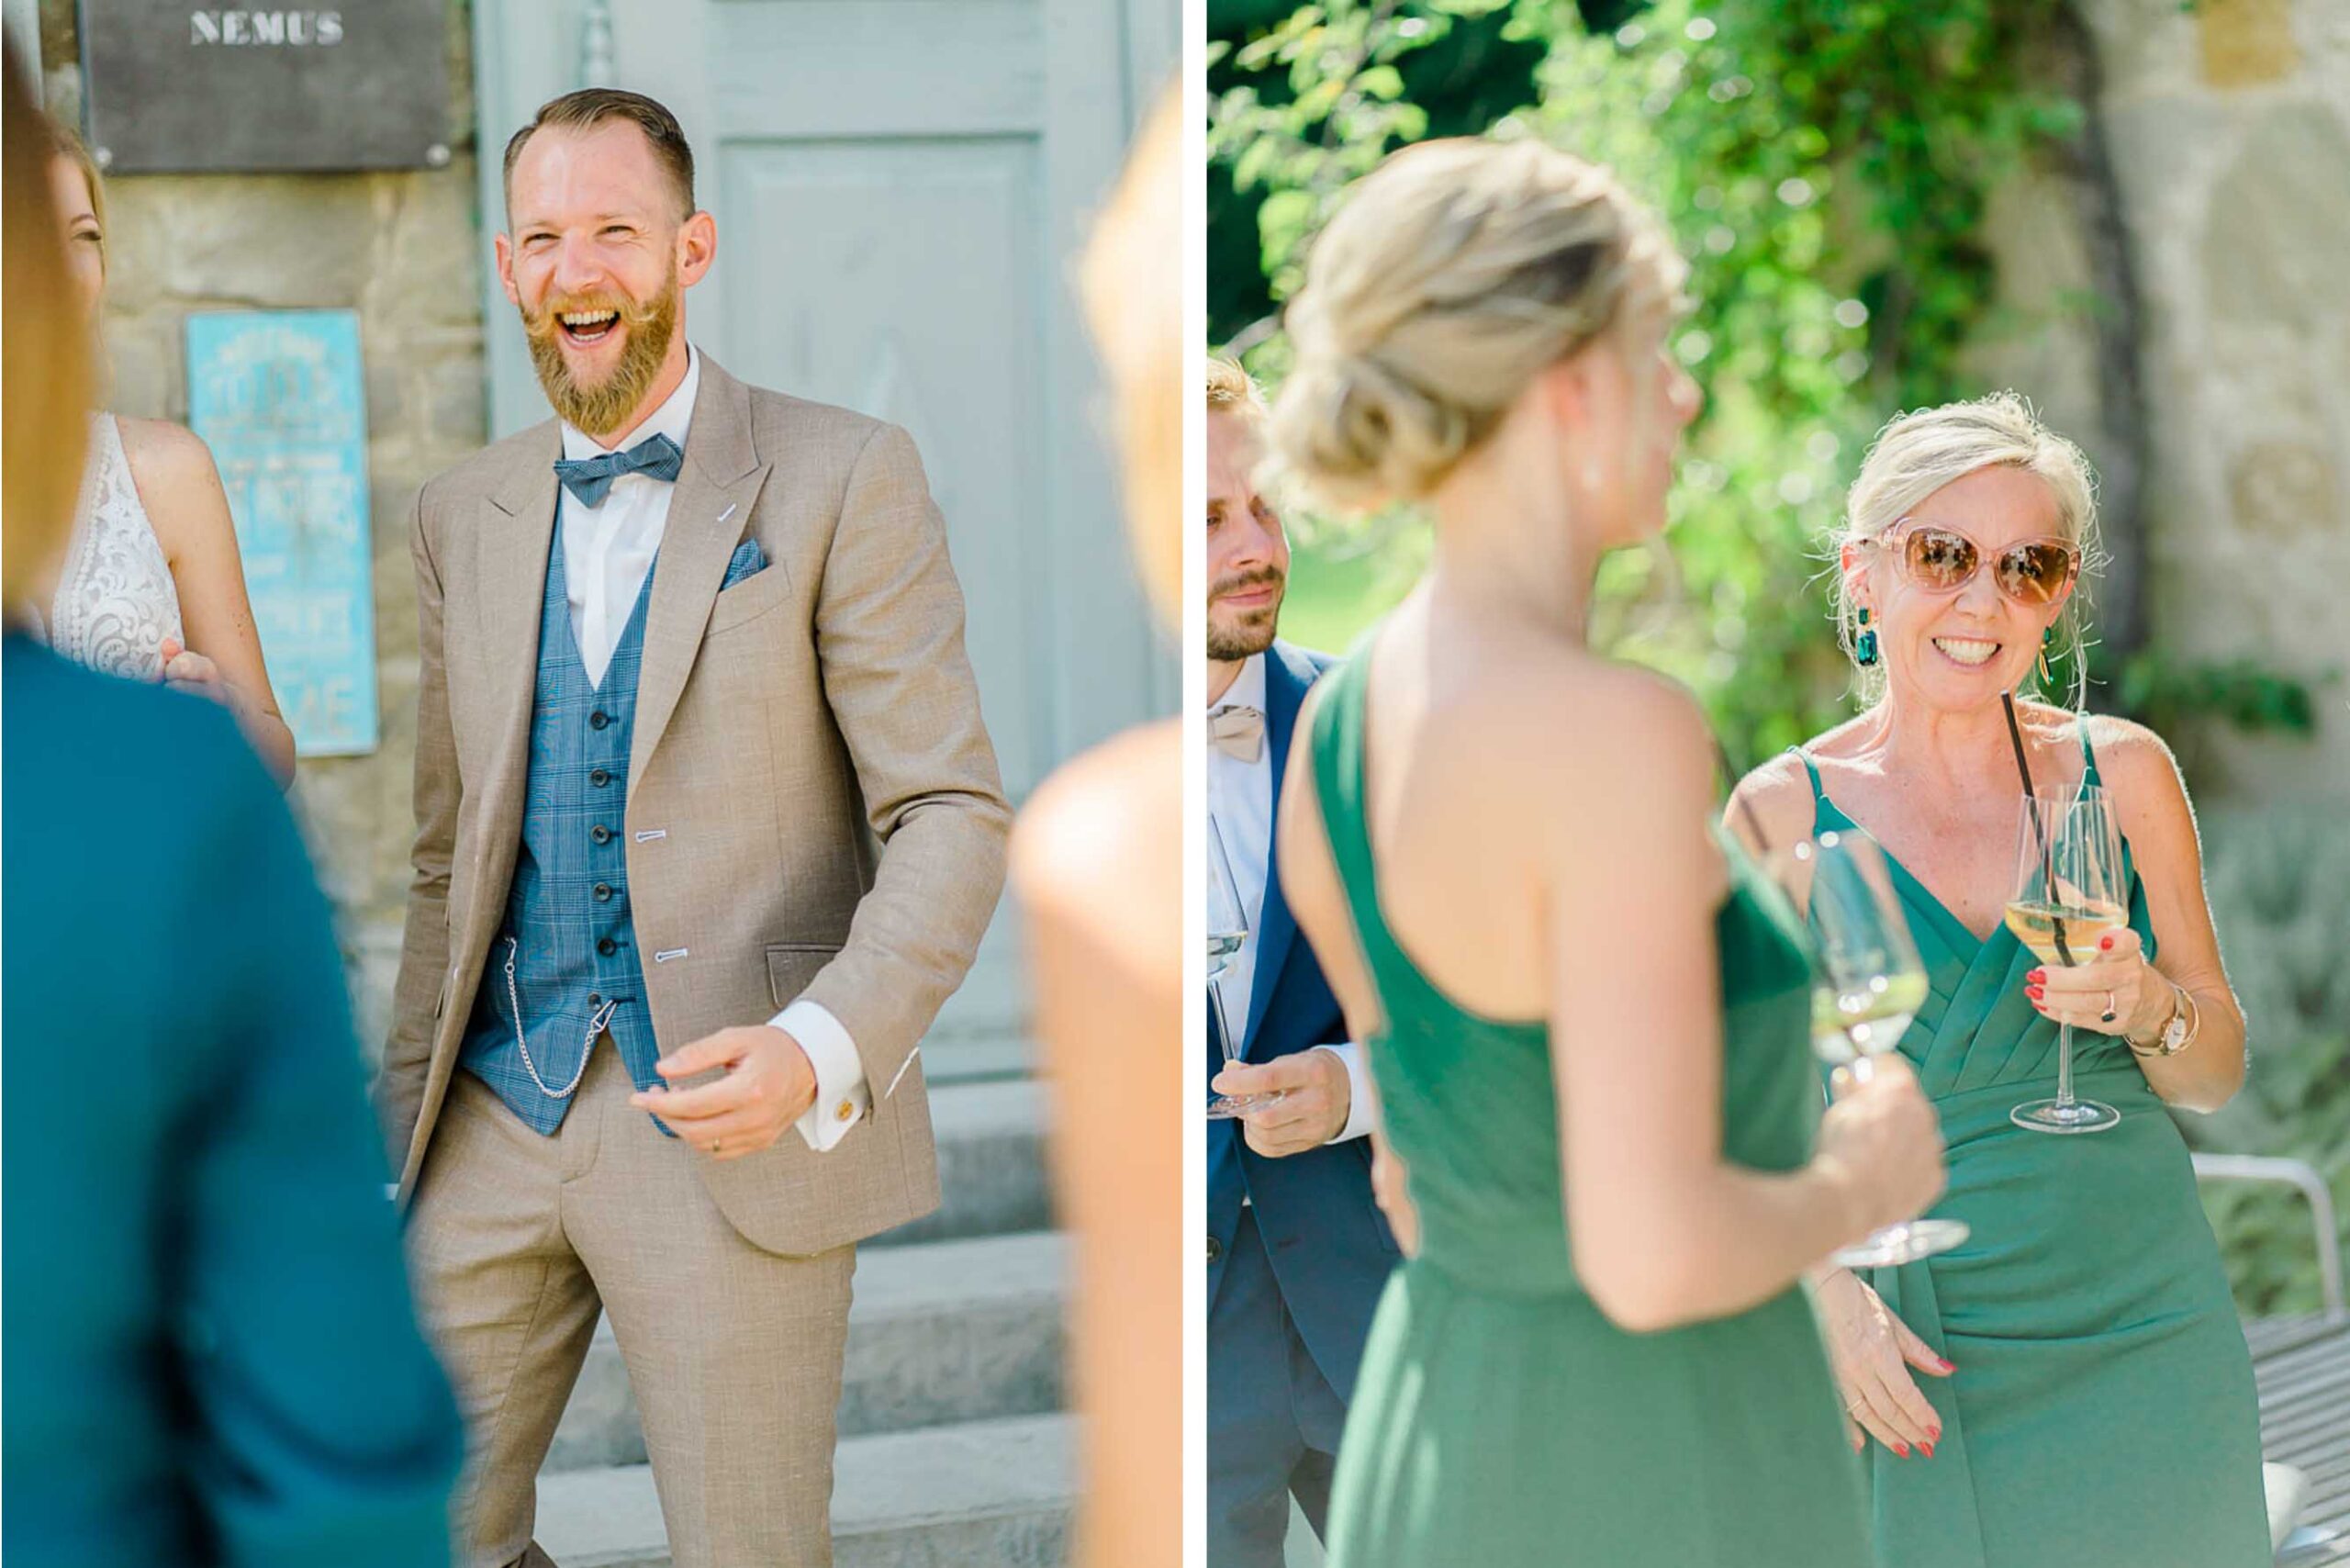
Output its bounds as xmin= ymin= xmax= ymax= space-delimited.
xmin=2099 ymin=991 xmax=2118 ymax=1025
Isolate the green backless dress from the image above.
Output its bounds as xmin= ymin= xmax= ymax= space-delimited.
xmin=1791 ymin=727 xmax=2268 ymax=1568
xmin=1314 ymin=648 xmax=1872 ymax=1568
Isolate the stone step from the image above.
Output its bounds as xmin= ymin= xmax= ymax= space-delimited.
xmin=549 ymin=1231 xmax=1068 ymax=1470
xmin=534 ymin=1412 xmax=1075 ymax=1568
xmin=873 ymin=1077 xmax=1052 ymax=1249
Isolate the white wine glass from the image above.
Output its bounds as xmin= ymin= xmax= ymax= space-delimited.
xmin=2006 ymin=785 xmax=2126 ymax=1134
xmin=1205 ymin=813 xmax=1283 ymax=1120
xmin=1803 ymin=830 xmax=1970 ymax=1267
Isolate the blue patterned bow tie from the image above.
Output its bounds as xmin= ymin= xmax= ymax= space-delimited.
xmin=553 ymin=431 xmax=684 ymax=508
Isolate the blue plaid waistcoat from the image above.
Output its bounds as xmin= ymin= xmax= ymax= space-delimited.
xmin=459 ymin=539 xmax=661 ymax=1132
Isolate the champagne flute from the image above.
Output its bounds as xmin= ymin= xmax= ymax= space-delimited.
xmin=1205 ymin=813 xmax=1283 ymax=1120
xmin=2006 ymin=784 xmax=2126 ymax=1134
xmin=1803 ymin=830 xmax=1970 ymax=1267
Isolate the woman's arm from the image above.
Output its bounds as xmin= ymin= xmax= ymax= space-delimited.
xmin=1550 ymin=671 xmax=1942 ymax=1332
xmin=1012 ymin=722 xmax=1180 ymax=1568
xmin=2036 ymin=719 xmax=2247 ymax=1113
xmin=120 ymin=418 xmax=297 ymax=788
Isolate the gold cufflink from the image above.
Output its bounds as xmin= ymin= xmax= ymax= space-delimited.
xmin=835 ymin=1101 xmax=854 ymax=1122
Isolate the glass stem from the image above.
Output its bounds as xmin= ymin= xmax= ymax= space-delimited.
xmin=1210 ymin=976 xmax=1238 ymax=1065
xmin=2054 ymin=1019 xmax=2076 ymax=1110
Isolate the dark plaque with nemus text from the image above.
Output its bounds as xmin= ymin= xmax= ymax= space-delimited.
xmin=78 ymin=3 xmax=450 ymax=174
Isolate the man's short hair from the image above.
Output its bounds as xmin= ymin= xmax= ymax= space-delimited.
xmin=504 ymin=88 xmax=696 ymax=222
xmin=1207 ymin=356 xmax=1264 ymax=418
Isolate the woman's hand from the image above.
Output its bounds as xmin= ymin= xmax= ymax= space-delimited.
xmin=1370 ymin=1129 xmax=1418 ymax=1258
xmin=2024 ymin=928 xmax=2169 ymax=1040
xmin=1815 ymin=1268 xmax=1955 ymax=1457
xmin=161 ymin=635 xmax=236 ymax=710
xmin=1814 ymin=1055 xmax=1946 ymax=1238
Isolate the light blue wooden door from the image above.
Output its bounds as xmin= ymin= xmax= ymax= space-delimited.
xmin=474 ymin=0 xmax=1176 ymax=1056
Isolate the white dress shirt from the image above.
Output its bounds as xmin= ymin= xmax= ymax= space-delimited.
xmin=559 ymin=342 xmax=869 ymax=1151
xmin=1207 ymin=653 xmax=1372 ymax=1144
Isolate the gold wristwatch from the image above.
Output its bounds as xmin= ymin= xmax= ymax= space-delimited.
xmin=2129 ymin=981 xmax=2197 ymax=1058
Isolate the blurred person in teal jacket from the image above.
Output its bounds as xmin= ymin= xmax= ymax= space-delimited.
xmin=1 ymin=39 xmax=464 ymax=1567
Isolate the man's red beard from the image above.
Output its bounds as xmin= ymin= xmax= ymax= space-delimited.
xmin=1206 ymin=568 xmax=1285 ymax=661
xmin=521 ymin=262 xmax=680 ymax=438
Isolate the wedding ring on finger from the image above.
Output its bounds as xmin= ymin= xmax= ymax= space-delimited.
xmin=2099 ymin=993 xmax=2118 ymax=1025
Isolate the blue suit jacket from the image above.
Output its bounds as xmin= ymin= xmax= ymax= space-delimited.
xmin=1 ymin=637 xmax=463 ymax=1567
xmin=1207 ymin=640 xmax=1394 ymax=1399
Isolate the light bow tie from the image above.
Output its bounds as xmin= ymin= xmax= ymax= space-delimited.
xmin=554 ymin=431 xmax=684 ymax=508
xmin=1210 ymin=704 xmax=1266 ymax=763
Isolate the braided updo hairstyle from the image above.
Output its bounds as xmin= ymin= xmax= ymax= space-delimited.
xmin=1270 ymin=137 xmax=1684 ymax=512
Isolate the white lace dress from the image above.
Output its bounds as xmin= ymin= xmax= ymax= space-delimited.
xmin=37 ymin=414 xmax=185 ymax=681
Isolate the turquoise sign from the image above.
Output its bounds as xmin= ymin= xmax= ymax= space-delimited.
xmin=185 ymin=309 xmax=377 ymax=756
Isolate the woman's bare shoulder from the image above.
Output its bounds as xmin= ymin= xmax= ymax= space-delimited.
xmin=114 ymin=416 xmax=221 ymax=486
xmin=1011 ymin=720 xmax=1180 ymax=969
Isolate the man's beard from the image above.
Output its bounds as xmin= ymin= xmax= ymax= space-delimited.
xmin=521 ymin=263 xmax=680 ymax=438
xmin=1206 ymin=570 xmax=1284 ymax=661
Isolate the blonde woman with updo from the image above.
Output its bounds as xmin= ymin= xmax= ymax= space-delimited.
xmin=27 ymin=115 xmax=296 ymax=786
xmin=1728 ymin=397 xmax=2268 ymax=1568
xmin=1270 ymin=136 xmax=1942 ymax=1566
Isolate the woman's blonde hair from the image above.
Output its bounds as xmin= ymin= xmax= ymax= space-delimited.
xmin=5 ymin=44 xmax=92 ymax=610
xmin=1270 ymin=136 xmax=1684 ymax=512
xmin=1837 ymin=391 xmax=2105 ymax=710
xmin=1080 ymin=87 xmax=1180 ymax=621
xmin=44 ymin=108 xmax=106 ymax=274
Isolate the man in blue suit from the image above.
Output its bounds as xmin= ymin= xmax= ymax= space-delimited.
xmin=1203 ymin=360 xmax=1395 ymax=1565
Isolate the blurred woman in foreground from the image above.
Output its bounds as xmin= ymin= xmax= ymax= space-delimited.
xmin=1 ymin=41 xmax=462 ymax=1567
xmin=1010 ymin=90 xmax=1182 ymax=1568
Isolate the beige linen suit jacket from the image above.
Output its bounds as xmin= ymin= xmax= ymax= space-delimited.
xmin=379 ymin=355 xmax=1011 ymax=1256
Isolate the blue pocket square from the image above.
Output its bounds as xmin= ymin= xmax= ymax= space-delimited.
xmin=721 ymin=537 xmax=767 ymax=589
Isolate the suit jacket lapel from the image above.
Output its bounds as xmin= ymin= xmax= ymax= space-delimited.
xmin=459 ymin=427 xmax=562 ymax=977
xmin=630 ymin=356 xmax=774 ymax=781
xmin=1242 ymin=643 xmax=1314 ymax=1056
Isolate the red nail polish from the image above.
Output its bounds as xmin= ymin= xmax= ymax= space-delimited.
xmin=1894 ymin=1443 xmax=1910 ymax=1458
xmin=2025 ymin=986 xmax=2043 ymax=1000
xmin=2026 ymin=969 xmax=2046 ymax=984
xmin=1922 ymin=1441 xmax=1935 ymax=1459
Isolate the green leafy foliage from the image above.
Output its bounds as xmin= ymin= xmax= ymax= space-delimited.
xmin=1214 ymin=0 xmax=2340 ymax=1300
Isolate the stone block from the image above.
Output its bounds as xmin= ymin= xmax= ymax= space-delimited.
xmin=2199 ymin=0 xmax=2302 ymax=87
xmin=2227 ymin=442 xmax=2344 ymax=543
xmin=110 ymin=174 xmax=381 ymax=308
xmin=2204 ymin=106 xmax=2350 ymax=330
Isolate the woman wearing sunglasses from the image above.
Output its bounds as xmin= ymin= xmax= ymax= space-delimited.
xmin=1729 ymin=394 xmax=2267 ymax=1568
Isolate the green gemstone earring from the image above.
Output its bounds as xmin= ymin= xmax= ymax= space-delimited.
xmin=1855 ymin=606 xmax=1879 ymax=667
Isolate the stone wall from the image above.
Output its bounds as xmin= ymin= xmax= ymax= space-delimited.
xmin=1973 ymin=0 xmax=2350 ymax=805
xmin=39 ymin=0 xmax=487 ymax=1049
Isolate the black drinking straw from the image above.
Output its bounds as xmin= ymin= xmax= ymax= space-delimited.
xmin=2001 ymin=689 xmax=2073 ymax=967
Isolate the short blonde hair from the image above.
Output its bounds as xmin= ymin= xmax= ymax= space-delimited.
xmin=1206 ymin=357 xmax=1263 ymax=418
xmin=6 ymin=46 xmax=92 ymax=610
xmin=1080 ymin=87 xmax=1180 ymax=621
xmin=1270 ymin=137 xmax=1684 ymax=511
xmin=1838 ymin=392 xmax=2104 ymax=708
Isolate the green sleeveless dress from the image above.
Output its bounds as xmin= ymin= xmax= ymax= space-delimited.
xmin=1792 ymin=730 xmax=2269 ymax=1568
xmin=1312 ymin=648 xmax=1872 ymax=1568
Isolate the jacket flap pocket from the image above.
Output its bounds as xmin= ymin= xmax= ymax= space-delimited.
xmin=765 ymin=942 xmax=843 ymax=1011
